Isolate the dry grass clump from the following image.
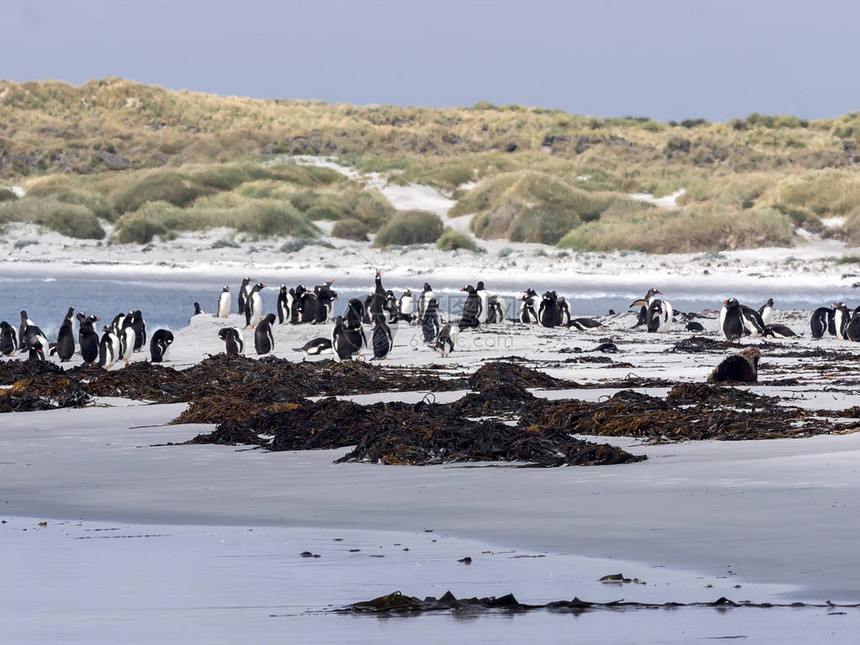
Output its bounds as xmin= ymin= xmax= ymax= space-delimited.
xmin=112 ymin=170 xmax=212 ymax=214
xmin=762 ymin=170 xmax=860 ymax=216
xmin=558 ymin=205 xmax=796 ymax=253
xmin=373 ymin=210 xmax=444 ymax=247
xmin=0 ymin=196 xmax=105 ymax=239
xmin=331 ymin=218 xmax=370 ymax=241
xmin=436 ymin=228 xmax=478 ymax=251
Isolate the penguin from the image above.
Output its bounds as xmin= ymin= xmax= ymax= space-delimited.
xmin=277 ymin=285 xmax=290 ymax=324
xmin=740 ymin=305 xmax=766 ymax=337
xmin=22 ymin=323 xmax=49 ymax=359
xmin=56 ymin=315 xmax=76 ymax=362
xmin=18 ymin=310 xmax=35 ymax=350
xmin=99 ymin=325 xmax=118 ymax=369
xmin=434 ymin=324 xmax=455 ymax=357
xmin=218 ymin=327 xmax=244 ymax=355
xmin=0 ymin=321 xmax=18 ymax=356
xmin=418 ymin=282 xmax=434 ymax=319
xmin=119 ymin=316 xmax=136 ymax=365
xmin=217 ymin=286 xmax=231 ymax=318
xmin=475 ymin=281 xmax=489 ymax=325
xmin=111 ymin=312 xmax=126 ymax=335
xmin=245 ymin=283 xmax=266 ymax=328
xmin=237 ymin=277 xmax=253 ymax=318
xmin=459 ymin=285 xmax=482 ymax=329
xmin=346 ymin=297 xmax=366 ymax=329
xmin=568 ymin=317 xmax=603 ymax=331
xmin=557 ymin=296 xmax=572 ymax=327
xmin=28 ymin=340 xmax=46 ymax=362
xmin=832 ymin=302 xmax=850 ymax=339
xmin=297 ymin=286 xmax=320 ymax=324
xmin=486 ymin=296 xmax=505 ymax=324
xmin=764 ymin=323 xmax=800 ymax=339
xmin=193 ymin=302 xmax=204 ymax=317
xmin=685 ymin=321 xmax=705 ymax=332
xmin=253 ymin=313 xmax=276 ymax=355
xmin=371 ymin=313 xmax=393 ymax=360
xmin=421 ymin=297 xmax=440 ymax=343
xmin=399 ymin=290 xmax=414 ymax=322
xmin=130 ymin=310 xmax=147 ymax=352
xmin=78 ymin=316 xmax=100 ymax=365
xmin=383 ymin=290 xmax=399 ymax=323
xmin=287 ymin=287 xmax=300 ymax=324
xmin=149 ymin=329 xmax=174 ymax=363
xmin=758 ymin=298 xmax=774 ymax=326
xmin=343 ymin=313 xmax=367 ymax=357
xmin=369 ymin=270 xmax=386 ymax=317
xmin=845 ymin=311 xmax=860 ymax=342
xmin=314 ymin=280 xmax=337 ymax=324
xmin=295 ymin=337 xmax=333 ymax=355
xmin=810 ymin=306 xmax=830 ymax=339
xmin=519 ymin=289 xmax=538 ymax=323
xmin=630 ymin=288 xmax=673 ymax=333
xmin=332 ymin=315 xmax=364 ymax=361
xmin=721 ymin=298 xmax=746 ymax=342
xmin=538 ymin=291 xmax=561 ymax=328
xmin=63 ymin=306 xmax=78 ymax=340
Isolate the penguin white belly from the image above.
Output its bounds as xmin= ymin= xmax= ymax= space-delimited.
xmin=658 ymin=301 xmax=673 ymax=332
xmin=250 ymin=293 xmax=262 ymax=327
xmin=122 ymin=328 xmax=135 ymax=361
xmin=218 ymin=293 xmax=230 ymax=318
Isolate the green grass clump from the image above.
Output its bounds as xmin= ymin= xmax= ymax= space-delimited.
xmin=373 ymin=210 xmax=443 ymax=247
xmin=558 ymin=205 xmax=795 ymax=253
xmin=764 ymin=170 xmax=860 ymax=216
xmin=112 ymin=171 xmax=211 ymax=214
xmin=0 ymin=196 xmax=105 ymax=239
xmin=331 ymin=218 xmax=370 ymax=241
xmin=237 ymin=201 xmax=320 ymax=238
xmin=26 ymin=183 xmax=117 ymax=221
xmin=0 ymin=188 xmax=18 ymax=202
xmin=436 ymin=228 xmax=478 ymax=251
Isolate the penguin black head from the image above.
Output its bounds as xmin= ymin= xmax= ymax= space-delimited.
xmin=476 ymin=281 xmax=485 ymax=290
xmin=222 ymin=285 xmax=230 ymax=292
xmin=423 ymin=282 xmax=432 ymax=291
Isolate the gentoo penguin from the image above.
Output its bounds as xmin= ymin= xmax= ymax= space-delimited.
xmin=844 ymin=310 xmax=860 ymax=342
xmin=288 ymin=287 xmax=300 ymax=324
xmin=150 ymin=329 xmax=174 ymax=363
xmin=254 ymin=313 xmax=276 ymax=355
xmin=486 ymin=296 xmax=505 ymax=324
xmin=296 ymin=285 xmax=319 ymax=324
xmin=721 ymin=298 xmax=745 ymax=342
xmin=28 ymin=340 xmax=46 ymax=362
xmin=758 ymin=298 xmax=774 ymax=326
xmin=218 ymin=327 xmax=244 ymax=355
xmin=832 ymin=302 xmax=850 ymax=339
xmin=568 ymin=317 xmax=603 ymax=331
xmin=538 ymin=291 xmax=561 ymax=327
xmin=685 ymin=321 xmax=705 ymax=332
xmin=418 ymin=283 xmax=434 ymax=319
xmin=22 ymin=323 xmax=49 ymax=359
xmin=119 ymin=316 xmax=136 ymax=365
xmin=314 ymin=280 xmax=337 ymax=324
xmin=332 ymin=316 xmax=364 ymax=361
xmin=630 ymin=288 xmax=673 ymax=333
xmin=343 ymin=310 xmax=367 ymax=357
xmin=217 ymin=286 xmax=231 ymax=318
xmin=519 ymin=289 xmax=538 ymax=323
xmin=383 ymin=290 xmax=399 ymax=323
xmin=740 ymin=304 xmax=766 ymax=337
xmin=56 ymin=315 xmax=76 ymax=362
xmin=111 ymin=312 xmax=126 ymax=335
xmin=18 ymin=310 xmax=35 ymax=350
xmin=475 ymin=281 xmax=489 ymax=325
xmin=64 ymin=306 xmax=78 ymax=340
xmin=371 ymin=313 xmax=393 ymax=360
xmin=237 ymin=277 xmax=253 ymax=318
xmin=399 ymin=290 xmax=414 ymax=322
xmin=421 ymin=297 xmax=440 ymax=343
xmin=295 ymin=337 xmax=333 ymax=355
xmin=557 ymin=297 xmax=572 ymax=327
xmin=809 ymin=307 xmax=830 ymax=340
xmin=369 ymin=270 xmax=386 ymax=317
xmin=277 ymin=285 xmax=291 ymax=324
xmin=434 ymin=324 xmax=455 ymax=357
xmin=193 ymin=302 xmax=204 ymax=317
xmin=78 ymin=316 xmax=100 ymax=364
xmin=99 ymin=325 xmax=118 ymax=369
xmin=459 ymin=285 xmax=482 ymax=329
xmin=0 ymin=321 xmax=18 ymax=356
xmin=130 ymin=310 xmax=146 ymax=352
xmin=346 ymin=298 xmax=366 ymax=329
xmin=764 ymin=323 xmax=800 ymax=339
xmin=245 ymin=282 xmax=266 ymax=328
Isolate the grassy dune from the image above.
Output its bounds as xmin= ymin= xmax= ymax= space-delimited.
xmin=2 ymin=78 xmax=860 ymax=251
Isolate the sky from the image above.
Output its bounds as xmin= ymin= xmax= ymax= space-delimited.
xmin=4 ymin=0 xmax=859 ymax=123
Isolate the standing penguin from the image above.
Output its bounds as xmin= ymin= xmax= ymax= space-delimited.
xmin=245 ymin=283 xmax=267 ymax=328
xmin=371 ymin=313 xmax=393 ymax=360
xmin=845 ymin=310 xmax=860 ymax=342
xmin=833 ymin=302 xmax=850 ymax=339
xmin=254 ymin=313 xmax=276 ymax=355
xmin=99 ymin=325 xmax=118 ymax=369
xmin=399 ymin=289 xmax=414 ymax=322
xmin=119 ymin=317 xmax=136 ymax=365
xmin=810 ymin=306 xmax=830 ymax=339
xmin=721 ymin=298 xmax=746 ymax=342
xmin=64 ymin=307 xmax=78 ymax=340
xmin=557 ymin=296 xmax=572 ymax=327
xmin=418 ymin=282 xmax=434 ymax=319
xmin=459 ymin=285 xmax=482 ymax=329
xmin=277 ymin=285 xmax=291 ymax=324
xmin=343 ymin=312 xmax=367 ymax=357
xmin=369 ymin=270 xmax=386 ymax=317
xmin=538 ymin=291 xmax=561 ymax=328
xmin=434 ymin=324 xmax=455 ymax=357
xmin=130 ymin=310 xmax=147 ymax=352
xmin=56 ymin=315 xmax=76 ymax=362
xmin=0 ymin=321 xmax=18 ymax=356
xmin=22 ymin=323 xmax=49 ymax=359
xmin=28 ymin=340 xmax=46 ymax=362
xmin=631 ymin=288 xmax=673 ymax=333
xmin=150 ymin=329 xmax=174 ymax=362
xmin=346 ymin=297 xmax=365 ymax=329
xmin=314 ymin=280 xmax=337 ymax=323
xmin=486 ymin=296 xmax=505 ymax=324
xmin=421 ymin=297 xmax=440 ymax=344
xmin=237 ymin=277 xmax=253 ymax=318
xmin=18 ymin=310 xmax=35 ymax=350
xmin=758 ymin=298 xmax=774 ymax=326
xmin=475 ymin=281 xmax=489 ymax=325
xmin=217 ymin=286 xmax=231 ymax=318
xmin=519 ymin=289 xmax=538 ymax=323
xmin=332 ymin=316 xmax=364 ymax=361
xmin=218 ymin=327 xmax=244 ymax=355
xmin=78 ymin=316 xmax=100 ymax=365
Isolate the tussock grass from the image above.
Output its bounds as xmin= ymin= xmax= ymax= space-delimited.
xmin=112 ymin=171 xmax=211 ymax=214
xmin=331 ymin=218 xmax=370 ymax=241
xmin=436 ymin=228 xmax=478 ymax=251
xmin=373 ymin=210 xmax=444 ymax=247
xmin=0 ymin=196 xmax=105 ymax=239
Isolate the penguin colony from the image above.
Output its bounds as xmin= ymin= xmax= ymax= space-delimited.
xmin=3 ymin=273 xmax=854 ymax=369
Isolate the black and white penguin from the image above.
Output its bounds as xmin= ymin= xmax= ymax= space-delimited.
xmin=150 ymin=329 xmax=174 ymax=363
xmin=369 ymin=270 xmax=386 ymax=318
xmin=434 ymin=324 xmax=455 ymax=357
xmin=685 ymin=321 xmax=705 ymax=332
xmin=130 ymin=310 xmax=147 ymax=352
xmin=346 ymin=297 xmax=366 ymax=329
xmin=22 ymin=323 xmax=49 ymax=359
xmin=421 ymin=297 xmax=440 ymax=343
xmin=111 ymin=312 xmax=126 ymax=336
xmin=845 ymin=311 xmax=860 ymax=342
xmin=99 ymin=325 xmax=118 ymax=369
xmin=538 ymin=291 xmax=561 ymax=328
xmin=237 ymin=277 xmax=253 ymax=318
xmin=56 ymin=315 xmax=76 ymax=362
xmin=314 ymin=280 xmax=337 ymax=324
xmin=832 ymin=302 xmax=850 ymax=340
xmin=721 ymin=298 xmax=746 ymax=342
xmin=557 ymin=297 xmax=572 ymax=327
xmin=383 ymin=290 xmax=399 ymax=323
xmin=277 ymin=285 xmax=291 ymax=324
xmin=78 ymin=316 xmax=100 ymax=365
xmin=568 ymin=317 xmax=603 ymax=331
xmin=371 ymin=313 xmax=394 ymax=360
xmin=218 ymin=327 xmax=244 ymax=355
xmin=418 ymin=282 xmax=434 ymax=319
xmin=296 ymin=286 xmax=320 ymax=324
xmin=119 ymin=316 xmax=136 ymax=365
xmin=810 ymin=307 xmax=829 ymax=340
xmin=343 ymin=311 xmax=367 ymax=357
xmin=740 ymin=305 xmax=766 ymax=337
xmin=332 ymin=315 xmax=364 ymax=361
xmin=486 ymin=296 xmax=505 ymax=324
xmin=63 ymin=306 xmax=78 ymax=339
xmin=18 ymin=310 xmax=35 ymax=350
xmin=193 ymin=302 xmax=204 ymax=318
xmin=294 ymin=337 xmax=333 ymax=355
xmin=519 ymin=289 xmax=538 ymax=323
xmin=287 ymin=287 xmax=300 ymax=324
xmin=763 ymin=323 xmax=800 ymax=339
xmin=254 ymin=313 xmax=276 ymax=355
xmin=630 ymin=288 xmax=673 ymax=333
xmin=217 ymin=286 xmax=231 ymax=318
xmin=459 ymin=285 xmax=482 ymax=329
xmin=0 ymin=321 xmax=18 ymax=356
xmin=245 ymin=283 xmax=266 ymax=328
xmin=475 ymin=281 xmax=489 ymax=325
xmin=399 ymin=290 xmax=414 ymax=322
xmin=28 ymin=340 xmax=46 ymax=362
xmin=758 ymin=298 xmax=774 ymax=326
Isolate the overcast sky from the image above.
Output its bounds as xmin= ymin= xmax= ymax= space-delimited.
xmin=4 ymin=0 xmax=858 ymax=122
